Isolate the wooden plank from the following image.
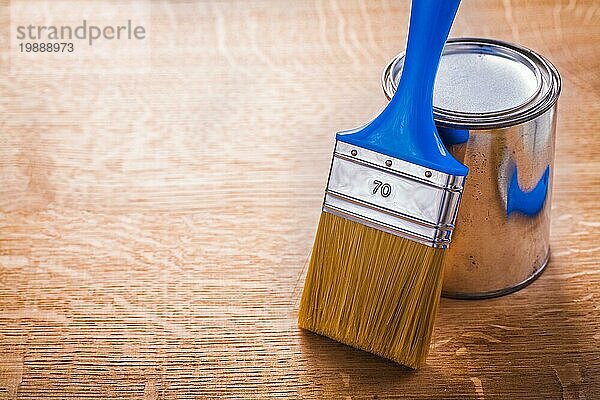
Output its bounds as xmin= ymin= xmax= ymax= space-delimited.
xmin=0 ymin=0 xmax=598 ymax=398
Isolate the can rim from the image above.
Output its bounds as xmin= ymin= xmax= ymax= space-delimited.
xmin=382 ymin=37 xmax=562 ymax=130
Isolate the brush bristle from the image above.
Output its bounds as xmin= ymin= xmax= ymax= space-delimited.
xmin=298 ymin=212 xmax=446 ymax=369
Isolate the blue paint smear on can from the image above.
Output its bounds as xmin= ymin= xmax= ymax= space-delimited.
xmin=507 ymin=165 xmax=550 ymax=216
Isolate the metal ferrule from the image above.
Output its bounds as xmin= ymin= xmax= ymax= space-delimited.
xmin=322 ymin=141 xmax=465 ymax=249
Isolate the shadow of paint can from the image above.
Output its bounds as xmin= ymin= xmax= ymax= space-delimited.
xmin=382 ymin=38 xmax=561 ymax=299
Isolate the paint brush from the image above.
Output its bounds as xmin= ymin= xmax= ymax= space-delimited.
xmin=298 ymin=0 xmax=468 ymax=368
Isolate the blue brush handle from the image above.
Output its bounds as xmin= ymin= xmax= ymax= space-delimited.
xmin=338 ymin=0 xmax=468 ymax=176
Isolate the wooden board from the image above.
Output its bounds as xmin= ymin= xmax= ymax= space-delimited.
xmin=0 ymin=0 xmax=599 ymax=398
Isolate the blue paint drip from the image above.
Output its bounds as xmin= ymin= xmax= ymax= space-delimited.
xmin=507 ymin=165 xmax=550 ymax=216
xmin=437 ymin=127 xmax=470 ymax=146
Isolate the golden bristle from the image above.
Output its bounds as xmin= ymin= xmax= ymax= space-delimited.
xmin=298 ymin=211 xmax=446 ymax=369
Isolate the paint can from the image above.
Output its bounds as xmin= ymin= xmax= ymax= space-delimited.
xmin=382 ymin=38 xmax=561 ymax=299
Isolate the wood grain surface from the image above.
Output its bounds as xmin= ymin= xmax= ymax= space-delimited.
xmin=1 ymin=0 xmax=599 ymax=398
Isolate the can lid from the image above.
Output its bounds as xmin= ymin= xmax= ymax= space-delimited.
xmin=382 ymin=38 xmax=561 ymax=129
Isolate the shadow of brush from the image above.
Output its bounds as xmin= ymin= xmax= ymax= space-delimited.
xmin=296 ymin=328 xmax=475 ymax=398
xmin=297 ymin=329 xmax=411 ymax=398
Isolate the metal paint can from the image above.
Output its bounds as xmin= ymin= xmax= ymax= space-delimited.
xmin=382 ymin=38 xmax=561 ymax=299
